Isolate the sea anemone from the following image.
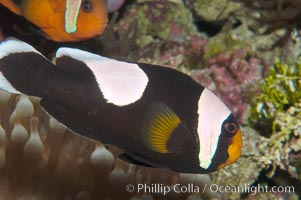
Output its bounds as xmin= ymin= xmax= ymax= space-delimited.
xmin=0 ymin=90 xmax=217 ymax=199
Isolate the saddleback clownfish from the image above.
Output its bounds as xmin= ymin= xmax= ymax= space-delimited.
xmin=0 ymin=38 xmax=242 ymax=173
xmin=0 ymin=0 xmax=108 ymax=42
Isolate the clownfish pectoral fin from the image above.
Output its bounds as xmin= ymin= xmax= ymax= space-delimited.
xmin=0 ymin=0 xmax=22 ymax=15
xmin=64 ymin=0 xmax=82 ymax=33
xmin=119 ymin=152 xmax=155 ymax=168
xmin=142 ymin=102 xmax=181 ymax=154
xmin=40 ymin=99 xmax=97 ymax=140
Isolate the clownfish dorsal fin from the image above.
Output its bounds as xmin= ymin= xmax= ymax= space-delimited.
xmin=54 ymin=47 xmax=113 ymax=72
xmin=56 ymin=47 xmax=113 ymax=63
xmin=55 ymin=47 xmax=149 ymax=107
xmin=64 ymin=0 xmax=82 ymax=33
xmin=142 ymin=102 xmax=181 ymax=154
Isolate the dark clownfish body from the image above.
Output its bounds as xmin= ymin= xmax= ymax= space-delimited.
xmin=0 ymin=39 xmax=242 ymax=173
xmin=0 ymin=0 xmax=108 ymax=42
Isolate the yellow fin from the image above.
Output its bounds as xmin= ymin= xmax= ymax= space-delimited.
xmin=142 ymin=102 xmax=181 ymax=153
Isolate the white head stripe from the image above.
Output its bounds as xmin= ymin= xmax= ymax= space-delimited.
xmin=0 ymin=39 xmax=43 ymax=59
xmin=197 ymin=89 xmax=231 ymax=169
xmin=65 ymin=0 xmax=81 ymax=33
xmin=56 ymin=48 xmax=149 ymax=106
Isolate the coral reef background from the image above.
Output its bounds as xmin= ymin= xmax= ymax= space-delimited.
xmin=0 ymin=0 xmax=301 ymax=199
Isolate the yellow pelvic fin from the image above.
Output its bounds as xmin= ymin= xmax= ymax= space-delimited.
xmin=142 ymin=102 xmax=181 ymax=153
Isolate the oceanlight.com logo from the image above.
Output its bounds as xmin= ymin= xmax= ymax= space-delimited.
xmin=125 ymin=183 xmax=295 ymax=196
xmin=207 ymin=184 xmax=295 ymax=196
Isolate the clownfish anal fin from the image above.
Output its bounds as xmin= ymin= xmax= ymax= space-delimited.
xmin=119 ymin=152 xmax=155 ymax=168
xmin=142 ymin=102 xmax=181 ymax=154
xmin=40 ymin=99 xmax=97 ymax=140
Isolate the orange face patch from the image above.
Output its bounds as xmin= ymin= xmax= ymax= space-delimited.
xmin=218 ymin=129 xmax=242 ymax=169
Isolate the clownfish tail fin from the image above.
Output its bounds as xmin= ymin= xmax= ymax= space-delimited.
xmin=0 ymin=38 xmax=51 ymax=97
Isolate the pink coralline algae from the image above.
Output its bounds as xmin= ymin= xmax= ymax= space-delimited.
xmin=193 ymin=50 xmax=264 ymax=123
xmin=156 ymin=36 xmax=208 ymax=67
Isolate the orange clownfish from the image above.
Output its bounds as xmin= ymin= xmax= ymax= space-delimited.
xmin=0 ymin=0 xmax=108 ymax=42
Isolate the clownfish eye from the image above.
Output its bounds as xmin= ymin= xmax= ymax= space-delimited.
xmin=224 ymin=122 xmax=238 ymax=135
xmin=82 ymin=0 xmax=92 ymax=13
